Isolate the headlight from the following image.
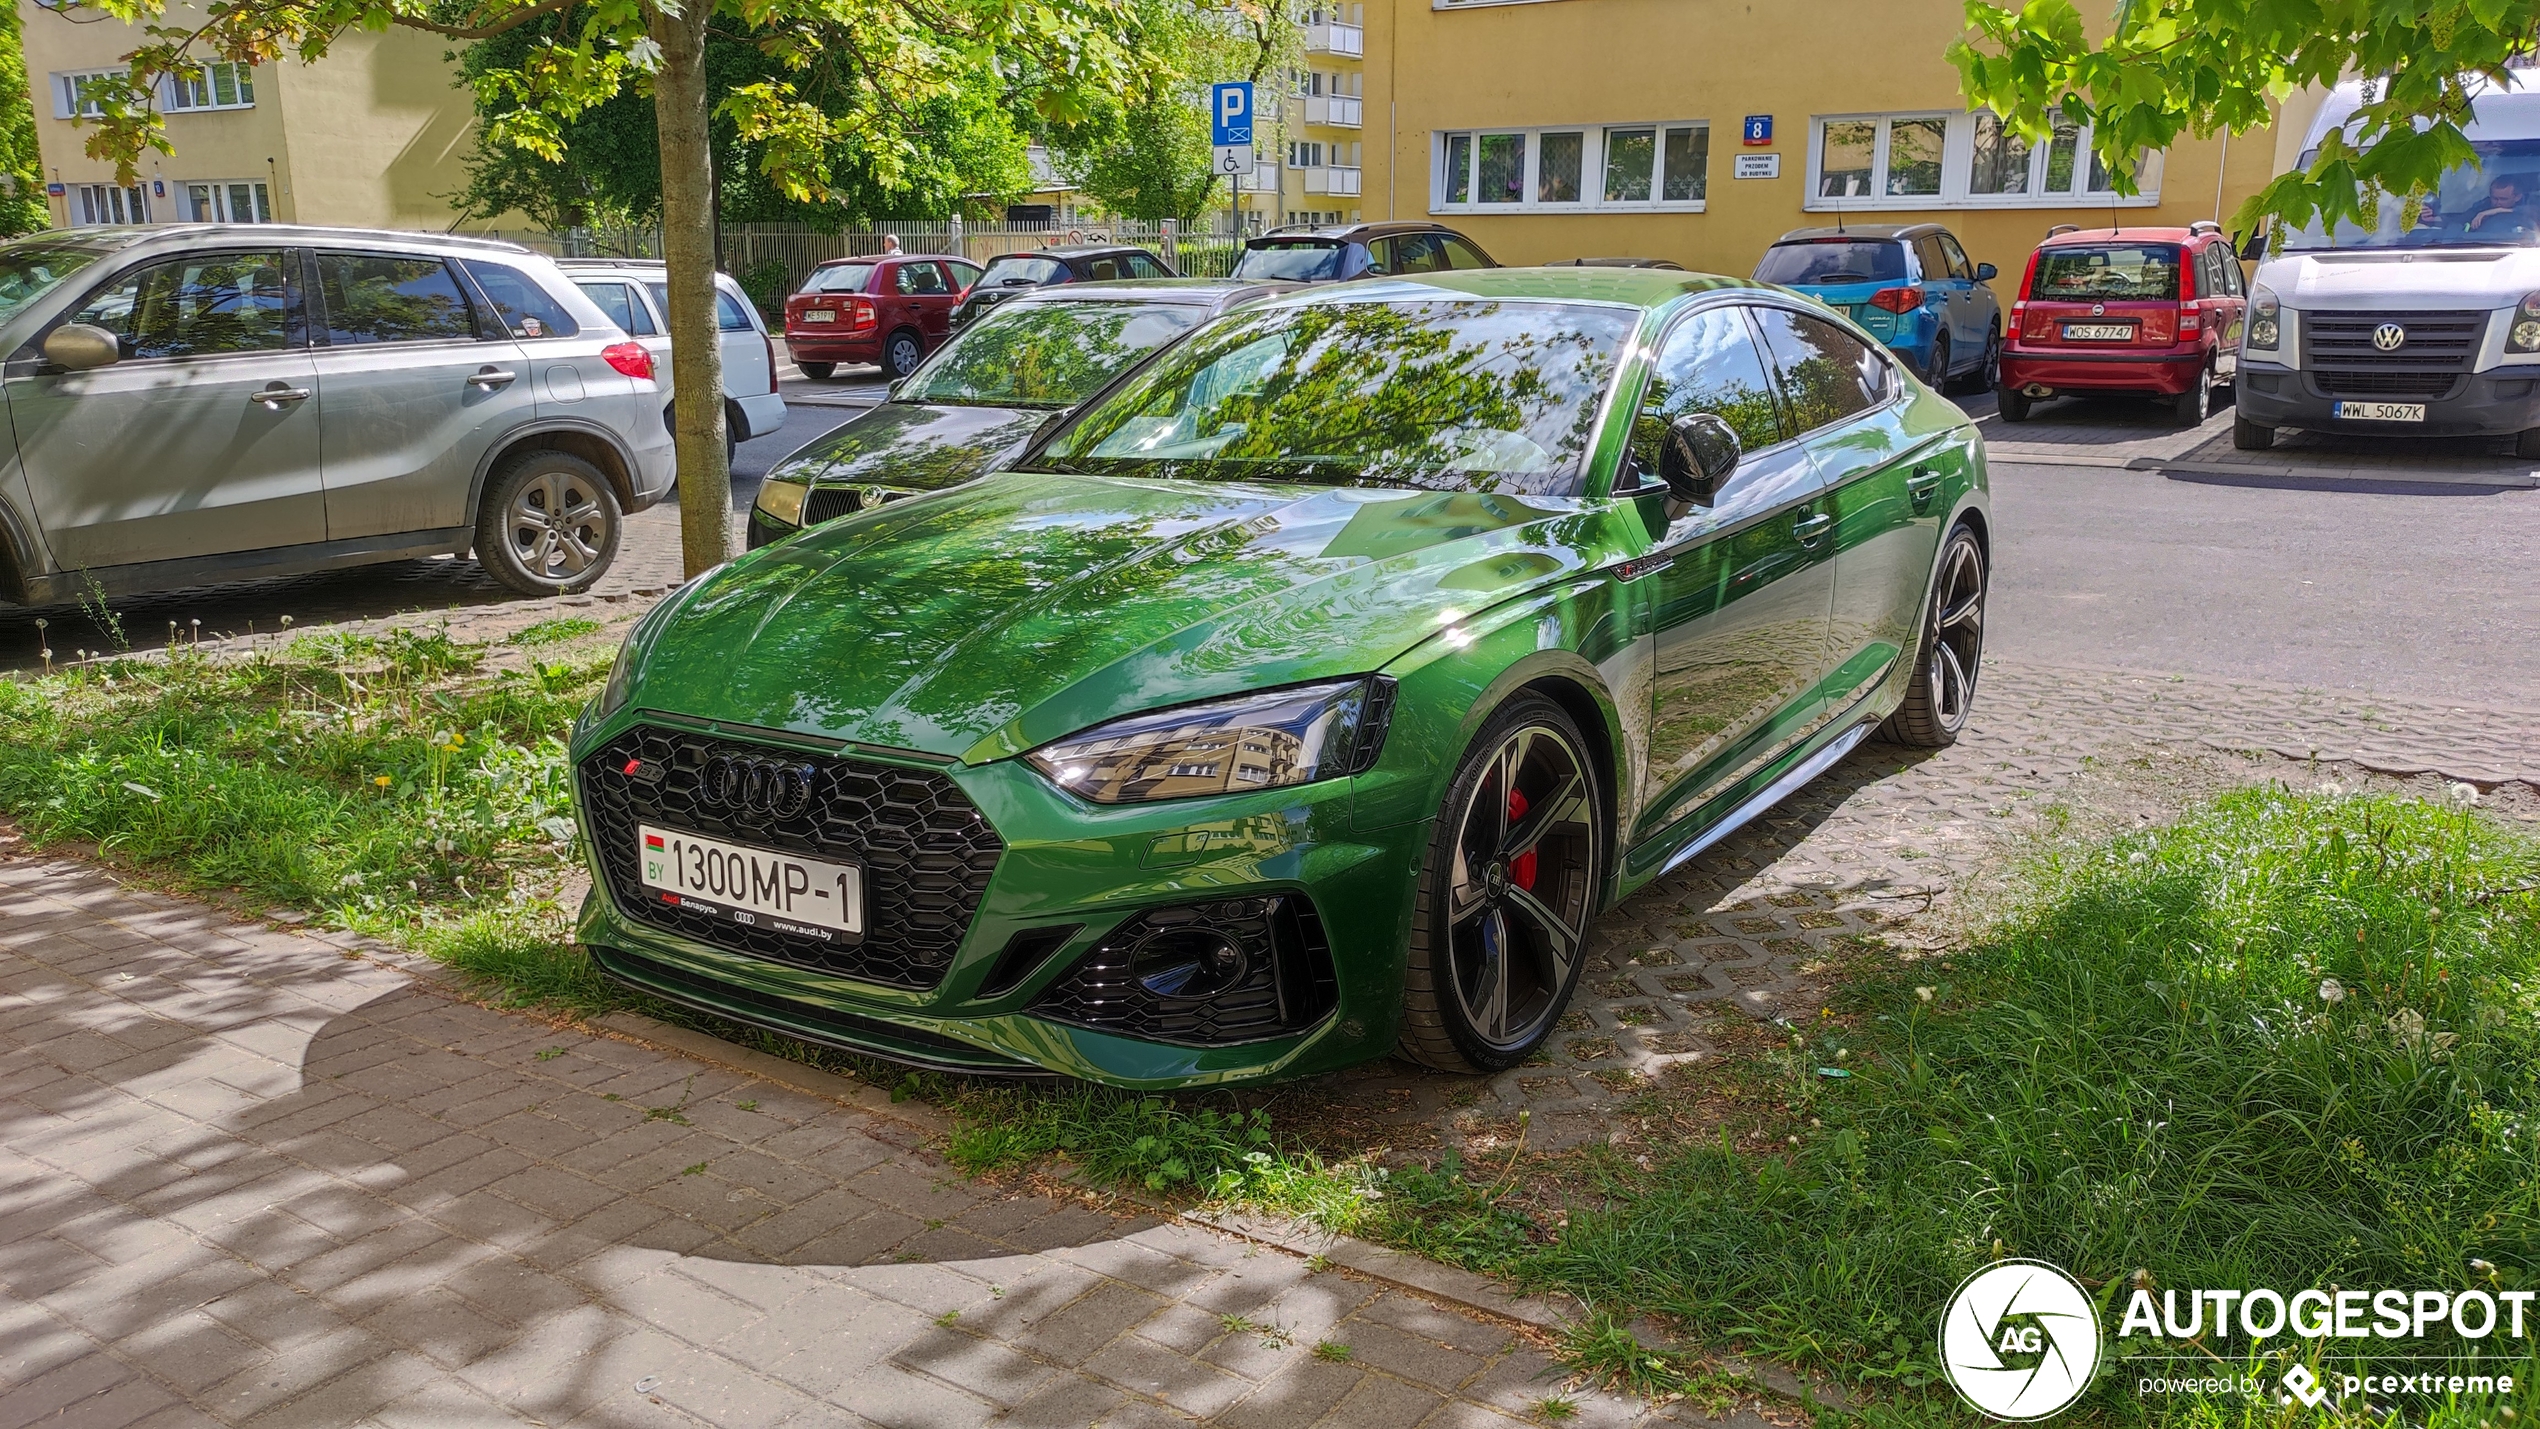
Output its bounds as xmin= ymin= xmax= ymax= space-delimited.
xmin=2246 ymin=286 xmax=2280 ymax=351
xmin=2507 ymin=292 xmax=2540 ymax=354
xmin=592 ymin=628 xmax=638 ymax=720
xmin=1026 ymin=677 xmax=1397 ymax=805
xmin=754 ymin=475 xmax=810 ymax=528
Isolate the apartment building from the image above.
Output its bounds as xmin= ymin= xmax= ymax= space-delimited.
xmin=19 ymin=0 xmax=485 ymax=231
xmin=1233 ymin=4 xmax=1395 ymax=229
xmin=1361 ymin=0 xmax=2280 ymax=279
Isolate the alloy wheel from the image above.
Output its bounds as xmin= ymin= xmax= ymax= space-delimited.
xmin=1926 ymin=534 xmax=1986 ymax=734
xmin=1445 ymin=724 xmax=1599 ymax=1055
xmin=506 ymin=468 xmax=613 ymax=582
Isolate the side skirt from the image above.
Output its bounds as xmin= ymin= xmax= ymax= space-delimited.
xmin=1617 ymin=716 xmax=1877 ymax=896
xmin=17 ymin=527 xmax=475 ymax=605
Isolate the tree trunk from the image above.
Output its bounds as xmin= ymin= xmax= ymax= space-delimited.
xmin=648 ymin=0 xmax=732 ymax=579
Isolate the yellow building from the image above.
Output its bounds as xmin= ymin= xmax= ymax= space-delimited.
xmin=1362 ymin=0 xmax=2281 ymax=281
xmin=19 ymin=1 xmax=487 ymax=231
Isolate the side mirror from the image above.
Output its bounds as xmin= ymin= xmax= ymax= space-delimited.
xmin=43 ymin=323 xmax=120 ymax=371
xmin=1974 ymin=262 xmax=1999 ymax=281
xmin=1657 ymin=412 xmax=1739 ymax=506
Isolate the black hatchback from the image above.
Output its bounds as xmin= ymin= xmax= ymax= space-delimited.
xmin=949 ymin=244 xmax=1176 ymax=330
xmin=1229 ymin=221 xmax=1497 ymax=282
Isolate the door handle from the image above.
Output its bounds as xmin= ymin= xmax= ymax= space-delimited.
xmin=1793 ymin=511 xmax=1833 ymax=546
xmin=249 ymin=385 xmax=311 ymax=410
xmin=1907 ymin=465 xmax=1943 ymax=506
xmin=467 ymin=368 xmax=518 ymax=390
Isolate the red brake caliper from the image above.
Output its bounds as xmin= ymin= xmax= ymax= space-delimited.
xmin=1506 ymin=786 xmax=1537 ymax=892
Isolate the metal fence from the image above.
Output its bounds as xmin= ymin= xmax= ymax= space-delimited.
xmin=485 ymin=218 xmax=1255 ymax=304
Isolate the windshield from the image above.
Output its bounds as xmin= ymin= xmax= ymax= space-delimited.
xmin=0 ymin=241 xmax=111 ymax=327
xmin=2285 ymin=138 xmax=2540 ymax=249
xmin=1753 ymin=240 xmax=1908 ymax=285
xmin=1233 ymin=242 xmax=1348 ymax=281
xmin=1037 ymin=297 xmax=1637 ymax=495
xmin=898 ymin=299 xmax=1203 ymax=409
xmin=979 ymin=255 xmax=1066 ymax=287
xmin=2032 ymin=244 xmax=2181 ymax=300
xmin=803 ymin=263 xmax=874 ymax=294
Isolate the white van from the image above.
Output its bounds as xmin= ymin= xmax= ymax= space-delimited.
xmin=2239 ymin=76 xmax=2540 ymax=455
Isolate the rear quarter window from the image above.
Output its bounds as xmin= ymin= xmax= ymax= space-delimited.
xmin=461 ymin=259 xmax=581 ymax=339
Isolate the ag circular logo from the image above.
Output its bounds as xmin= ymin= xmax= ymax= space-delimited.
xmin=1939 ymin=1259 xmax=2102 ymax=1420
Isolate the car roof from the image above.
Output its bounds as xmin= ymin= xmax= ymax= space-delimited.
xmin=2036 ymin=225 xmax=2212 ymax=246
xmin=1248 ymin=220 xmax=1464 ymax=245
xmin=1770 ymin=224 xmax=1952 ymax=244
xmin=985 ymin=244 xmax=1156 ymax=260
xmin=1004 ymin=278 xmax=1298 ymax=311
xmin=97 ymin=224 xmax=541 ymax=256
xmin=809 ymin=253 xmax=971 ymax=266
xmin=1255 ymin=265 xmax=1761 ymax=309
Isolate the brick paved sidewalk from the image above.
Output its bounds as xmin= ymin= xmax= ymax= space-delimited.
xmin=0 ymin=854 xmax=1708 ymax=1429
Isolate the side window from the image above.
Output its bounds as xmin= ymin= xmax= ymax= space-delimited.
xmin=316 ymin=253 xmax=475 ymax=345
xmin=1440 ymin=237 xmax=1494 ymax=270
xmin=946 ymin=261 xmax=982 ymax=290
xmin=1752 ymin=306 xmax=1882 ymax=437
xmin=460 ymin=259 xmax=580 ymax=340
xmin=1913 ymin=235 xmax=1951 ymax=282
xmin=71 ymin=251 xmax=291 ymax=359
xmin=2220 ymin=248 xmax=2245 ymax=297
xmin=1082 ymin=256 xmax=1129 ymax=281
xmin=713 ymin=288 xmax=753 ymax=332
xmin=1938 ymin=233 xmax=1975 ymax=280
xmin=1126 ymin=253 xmax=1172 ymax=278
xmin=1632 ymin=306 xmax=1785 ymax=478
xmin=573 ymin=279 xmax=649 ymax=335
xmin=619 ymin=284 xmax=660 ymax=335
xmin=1363 ymin=239 xmax=1394 ymax=275
xmin=1392 ymin=235 xmax=1448 ymax=274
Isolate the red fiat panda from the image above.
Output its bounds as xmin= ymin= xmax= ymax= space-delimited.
xmin=1996 ymin=223 xmax=2247 ymax=427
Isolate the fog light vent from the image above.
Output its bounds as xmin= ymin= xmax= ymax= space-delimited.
xmin=1031 ymin=895 xmax=1337 ymax=1046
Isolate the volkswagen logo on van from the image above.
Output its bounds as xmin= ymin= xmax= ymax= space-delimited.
xmin=2372 ymin=322 xmax=2408 ymax=351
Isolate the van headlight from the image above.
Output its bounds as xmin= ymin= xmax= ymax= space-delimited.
xmin=754 ymin=475 xmax=811 ymax=529
xmin=1026 ymin=677 xmax=1396 ymax=804
xmin=2246 ymin=286 xmax=2281 ymax=351
xmin=2507 ymin=292 xmax=2540 ymax=354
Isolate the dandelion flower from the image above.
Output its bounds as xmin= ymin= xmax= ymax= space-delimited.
xmin=2319 ymin=978 xmax=2346 ymax=1004
xmin=374 ymin=775 xmax=392 ymax=788
xmin=1915 ymin=986 xmax=1936 ymax=1002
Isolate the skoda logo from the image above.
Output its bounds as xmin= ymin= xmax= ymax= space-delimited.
xmin=2373 ymin=322 xmax=2407 ymax=351
xmin=1939 ymin=1260 xmax=2102 ymax=1420
xmin=698 ymin=756 xmax=820 ymax=818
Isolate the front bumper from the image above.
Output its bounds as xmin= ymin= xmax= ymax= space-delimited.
xmin=1999 ymin=345 xmax=2204 ymax=396
xmin=569 ymin=713 xmax=1423 ymax=1087
xmin=2234 ymin=365 xmax=2540 ymax=437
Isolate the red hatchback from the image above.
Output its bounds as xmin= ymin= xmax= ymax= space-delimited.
xmin=784 ymin=253 xmax=984 ymax=380
xmin=1997 ymin=224 xmax=2246 ymax=426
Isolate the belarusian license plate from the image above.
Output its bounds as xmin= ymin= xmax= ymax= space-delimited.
xmin=2061 ymin=323 xmax=2134 ymax=341
xmin=2333 ymin=401 xmax=2426 ymax=422
xmin=802 ymin=310 xmax=836 ymax=322
xmin=637 ymin=824 xmax=861 ymax=940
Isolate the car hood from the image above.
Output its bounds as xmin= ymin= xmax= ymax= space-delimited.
xmin=625 ymin=471 xmax=1604 ymax=763
xmin=769 ymin=400 xmax=1047 ymax=495
xmin=2258 ymin=248 xmax=2540 ymax=309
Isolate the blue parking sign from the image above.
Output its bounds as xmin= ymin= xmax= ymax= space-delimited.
xmin=1742 ymin=114 xmax=1773 ymax=146
xmin=1211 ymin=82 xmax=1254 ymax=146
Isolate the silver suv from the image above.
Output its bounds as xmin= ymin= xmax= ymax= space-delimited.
xmin=0 ymin=226 xmax=675 ymax=604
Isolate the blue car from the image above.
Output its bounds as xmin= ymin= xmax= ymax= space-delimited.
xmin=1753 ymin=223 xmax=2002 ymax=393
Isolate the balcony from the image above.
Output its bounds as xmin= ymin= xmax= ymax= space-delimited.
xmin=1239 ymin=162 xmax=1280 ymax=193
xmin=1304 ymin=165 xmax=1363 ymax=197
xmin=1305 ymin=20 xmax=1364 ymax=56
xmin=1305 ymin=94 xmax=1363 ymax=128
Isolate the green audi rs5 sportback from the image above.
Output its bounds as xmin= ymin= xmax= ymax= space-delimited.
xmin=570 ymin=268 xmax=1991 ymax=1086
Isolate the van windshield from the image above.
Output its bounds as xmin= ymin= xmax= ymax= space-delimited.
xmin=2284 ymin=138 xmax=2540 ymax=250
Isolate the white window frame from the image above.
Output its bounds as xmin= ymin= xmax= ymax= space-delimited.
xmin=1431 ymin=121 xmax=1710 ymax=214
xmin=163 ymin=61 xmax=256 ymax=112
xmin=179 ymin=179 xmax=273 ymax=223
xmin=1804 ymin=110 xmax=2163 ymax=212
xmin=69 ymin=182 xmax=148 ymax=226
xmin=52 ymin=69 xmax=125 ymax=119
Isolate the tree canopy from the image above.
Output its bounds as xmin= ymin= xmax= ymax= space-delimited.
xmin=1953 ymin=0 xmax=2540 ymax=246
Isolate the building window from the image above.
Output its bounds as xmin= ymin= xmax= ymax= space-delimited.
xmin=166 ymin=62 xmax=255 ymax=112
xmin=1435 ymin=122 xmax=1708 ymax=212
xmin=53 ymin=69 xmax=125 ymax=119
xmin=182 ymin=180 xmax=272 ymax=222
xmin=71 ymin=183 xmax=147 ymax=225
xmin=1808 ymin=111 xmax=2160 ymax=210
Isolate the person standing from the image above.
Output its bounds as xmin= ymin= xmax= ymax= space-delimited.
xmin=880 ymin=234 xmax=904 ymax=255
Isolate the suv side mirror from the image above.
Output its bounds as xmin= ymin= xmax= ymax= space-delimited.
xmin=1974 ymin=262 xmax=1999 ymax=281
xmin=43 ymin=323 xmax=120 ymax=371
xmin=1658 ymin=412 xmax=1739 ymax=505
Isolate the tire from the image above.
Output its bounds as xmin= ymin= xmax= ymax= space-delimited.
xmin=1398 ymin=694 xmax=1604 ymax=1075
xmin=884 ymin=329 xmax=925 ymax=380
xmin=1878 ymin=524 xmax=1986 ymax=749
xmin=2173 ymin=369 xmax=2213 ymax=427
xmin=1995 ymin=384 xmax=2032 ymax=423
xmin=2233 ymin=414 xmax=2276 ymax=451
xmin=2516 ymin=428 xmax=2540 ymax=461
xmin=1948 ymin=325 xmax=2001 ymax=396
xmin=474 ymin=450 xmax=622 ymax=596
xmin=1924 ymin=332 xmax=1952 ymax=389
xmin=797 ymin=360 xmax=835 ymax=380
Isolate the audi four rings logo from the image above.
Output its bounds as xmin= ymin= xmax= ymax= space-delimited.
xmin=2373 ymin=322 xmax=2408 ymax=351
xmin=698 ymin=756 xmax=820 ymax=817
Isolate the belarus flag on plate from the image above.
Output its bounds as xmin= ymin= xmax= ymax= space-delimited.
xmin=645 ymin=833 xmax=665 ymax=850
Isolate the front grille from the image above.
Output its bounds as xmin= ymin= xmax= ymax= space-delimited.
xmin=1033 ymin=896 xmax=1337 ymax=1046
xmin=579 ymin=725 xmax=1002 ymax=989
xmin=2304 ymin=309 xmax=2487 ymax=398
xmin=802 ymin=486 xmax=861 ymax=526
